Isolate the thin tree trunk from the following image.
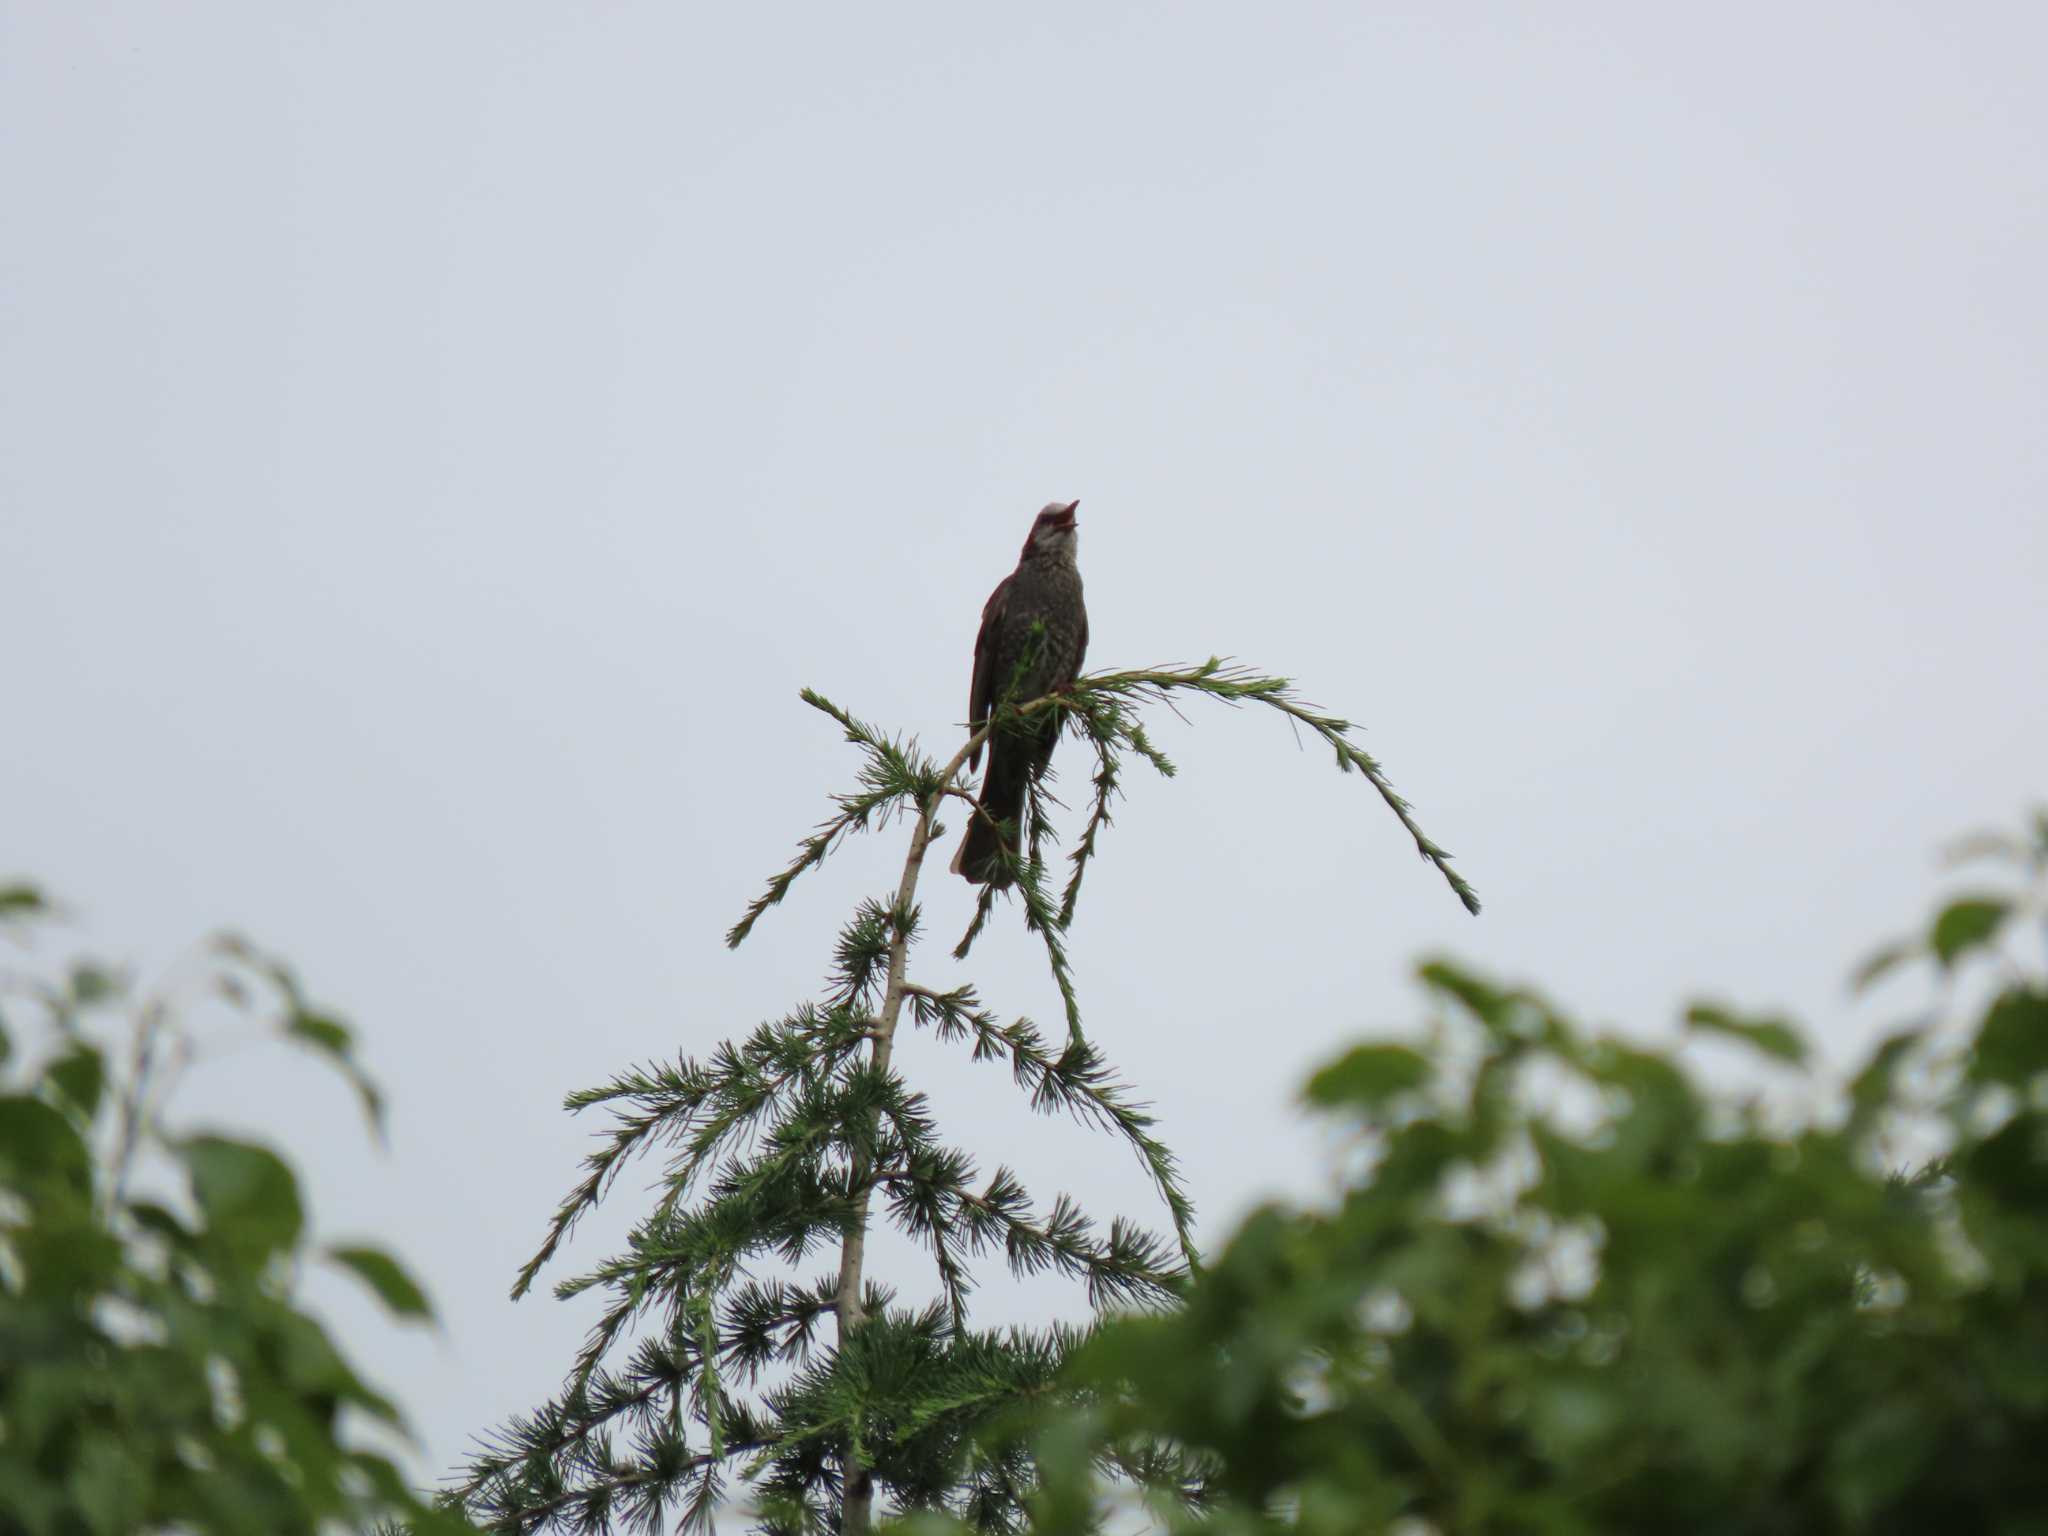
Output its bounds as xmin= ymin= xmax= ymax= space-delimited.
xmin=834 ymin=737 xmax=979 ymax=1535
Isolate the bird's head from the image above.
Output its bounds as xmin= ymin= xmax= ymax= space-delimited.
xmin=1021 ymin=500 xmax=1080 ymax=562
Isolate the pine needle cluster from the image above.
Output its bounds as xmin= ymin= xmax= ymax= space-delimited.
xmin=451 ymin=660 xmax=1474 ymax=1534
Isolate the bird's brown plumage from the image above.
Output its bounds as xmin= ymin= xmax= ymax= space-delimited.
xmin=953 ymin=501 xmax=1088 ymax=886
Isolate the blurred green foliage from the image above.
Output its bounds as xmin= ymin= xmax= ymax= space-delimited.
xmin=1019 ymin=813 xmax=2048 ymax=1534
xmin=0 ymin=891 xmax=467 ymax=1536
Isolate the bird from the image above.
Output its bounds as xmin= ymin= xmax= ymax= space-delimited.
xmin=951 ymin=500 xmax=1089 ymax=887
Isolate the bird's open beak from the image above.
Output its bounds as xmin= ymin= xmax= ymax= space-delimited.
xmin=1054 ymin=500 xmax=1080 ymax=526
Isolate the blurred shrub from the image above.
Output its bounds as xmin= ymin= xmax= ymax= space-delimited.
xmin=0 ymin=887 xmax=467 ymax=1536
xmin=1027 ymin=815 xmax=2048 ymax=1535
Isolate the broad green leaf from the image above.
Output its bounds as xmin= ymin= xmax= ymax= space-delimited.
xmin=1930 ymin=896 xmax=2009 ymax=966
xmin=327 ymin=1244 xmax=435 ymax=1321
xmin=286 ymin=1009 xmax=387 ymax=1142
xmin=1304 ymin=1044 xmax=1432 ymax=1108
xmin=1600 ymin=1045 xmax=1703 ymax=1153
xmin=288 ymin=1010 xmax=352 ymax=1055
xmin=1418 ymin=960 xmax=1514 ymax=1034
xmin=1850 ymin=940 xmax=1915 ymax=993
xmin=1849 ymin=1028 xmax=1922 ymax=1125
xmin=42 ymin=1043 xmax=107 ymax=1118
xmin=128 ymin=1200 xmax=194 ymax=1244
xmin=1684 ymin=1004 xmax=1808 ymax=1065
xmin=0 ymin=883 xmax=45 ymax=920
xmin=178 ymin=1134 xmax=304 ymax=1263
xmin=67 ymin=962 xmax=121 ymax=1007
xmin=1964 ymin=1112 xmax=2048 ymax=1207
xmin=268 ymin=1306 xmax=393 ymax=1417
xmin=0 ymin=1094 xmax=94 ymax=1193
xmin=1968 ymin=987 xmax=2048 ymax=1088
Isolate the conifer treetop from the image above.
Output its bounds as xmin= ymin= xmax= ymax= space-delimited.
xmin=454 ymin=653 xmax=1474 ymax=1535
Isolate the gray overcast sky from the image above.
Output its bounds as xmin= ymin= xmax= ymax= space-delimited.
xmin=4 ymin=0 xmax=2045 ymax=1492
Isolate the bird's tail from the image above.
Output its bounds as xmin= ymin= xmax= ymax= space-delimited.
xmin=951 ymin=752 xmax=1029 ymax=887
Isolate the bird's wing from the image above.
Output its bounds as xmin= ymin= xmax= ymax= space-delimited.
xmin=1074 ymin=602 xmax=1089 ymax=680
xmin=966 ymin=573 xmax=1011 ymax=772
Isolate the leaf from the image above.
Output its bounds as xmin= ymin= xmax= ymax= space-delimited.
xmin=286 ymin=1009 xmax=387 ymax=1143
xmin=0 ymin=884 xmax=45 ymax=920
xmin=67 ymin=962 xmax=121 ymax=1007
xmin=178 ymin=1134 xmax=304 ymax=1264
xmin=1969 ymin=988 xmax=2048 ymax=1089
xmin=1418 ymin=960 xmax=1515 ymax=1035
xmin=42 ymin=1043 xmax=107 ymax=1117
xmin=128 ymin=1200 xmax=194 ymax=1244
xmin=1304 ymin=1044 xmax=1433 ymax=1108
xmin=288 ymin=1010 xmax=351 ymax=1055
xmin=1930 ymin=897 xmax=2009 ymax=967
xmin=1964 ymin=1112 xmax=2048 ymax=1207
xmin=268 ymin=1307 xmax=401 ymax=1420
xmin=0 ymin=1095 xmax=94 ymax=1193
xmin=1684 ymin=1004 xmax=1808 ymax=1065
xmin=1850 ymin=940 xmax=1916 ymax=994
xmin=1849 ymin=1027 xmax=1922 ymax=1126
xmin=328 ymin=1244 xmax=435 ymax=1321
